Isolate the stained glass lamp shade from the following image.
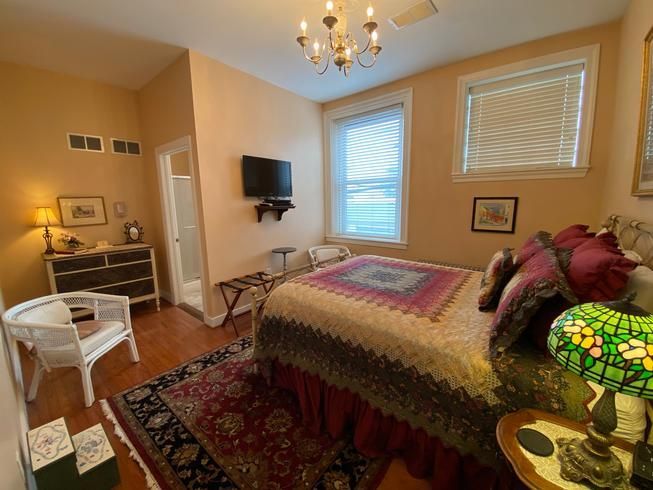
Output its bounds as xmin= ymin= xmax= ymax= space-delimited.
xmin=548 ymin=295 xmax=653 ymax=488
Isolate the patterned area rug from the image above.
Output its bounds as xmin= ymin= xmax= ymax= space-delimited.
xmin=102 ymin=336 xmax=389 ymax=489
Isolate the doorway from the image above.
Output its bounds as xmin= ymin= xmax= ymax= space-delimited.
xmin=156 ymin=137 xmax=205 ymax=317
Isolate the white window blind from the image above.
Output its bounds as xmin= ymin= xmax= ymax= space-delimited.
xmin=463 ymin=63 xmax=584 ymax=173
xmin=332 ymin=104 xmax=404 ymax=241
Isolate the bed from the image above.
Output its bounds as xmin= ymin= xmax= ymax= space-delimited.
xmin=251 ymin=216 xmax=653 ymax=488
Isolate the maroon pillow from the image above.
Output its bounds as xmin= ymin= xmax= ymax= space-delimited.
xmin=478 ymin=248 xmax=515 ymax=310
xmin=566 ymin=236 xmax=637 ymax=302
xmin=514 ymin=231 xmax=553 ymax=267
xmin=553 ymin=224 xmax=595 ymax=249
xmin=489 ymin=247 xmax=577 ymax=357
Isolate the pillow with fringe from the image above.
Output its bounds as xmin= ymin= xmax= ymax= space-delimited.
xmin=478 ymin=248 xmax=514 ymax=311
xmin=490 ymin=247 xmax=577 ymax=357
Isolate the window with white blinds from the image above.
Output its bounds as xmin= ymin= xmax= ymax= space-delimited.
xmin=453 ymin=45 xmax=599 ymax=181
xmin=464 ymin=64 xmax=583 ymax=172
xmin=332 ymin=105 xmax=405 ymax=241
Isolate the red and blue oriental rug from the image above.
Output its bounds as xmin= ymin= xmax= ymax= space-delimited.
xmin=101 ymin=336 xmax=389 ymax=489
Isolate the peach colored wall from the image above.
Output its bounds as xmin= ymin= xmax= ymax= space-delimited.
xmin=323 ymin=23 xmax=621 ymax=268
xmin=137 ymin=52 xmax=200 ymax=298
xmin=0 ymin=62 xmax=150 ymax=308
xmin=601 ymin=0 xmax=653 ymax=219
xmin=188 ymin=50 xmax=324 ymax=318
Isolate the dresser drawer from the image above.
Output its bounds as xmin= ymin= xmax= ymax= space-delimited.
xmin=51 ymin=255 xmax=106 ymax=274
xmin=93 ymin=278 xmax=155 ymax=298
xmin=55 ymin=262 xmax=153 ymax=292
xmin=106 ymin=249 xmax=151 ymax=265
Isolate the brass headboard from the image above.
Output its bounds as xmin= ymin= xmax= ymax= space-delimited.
xmin=603 ymin=215 xmax=653 ymax=269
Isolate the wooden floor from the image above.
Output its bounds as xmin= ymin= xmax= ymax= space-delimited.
xmin=22 ymin=302 xmax=429 ymax=489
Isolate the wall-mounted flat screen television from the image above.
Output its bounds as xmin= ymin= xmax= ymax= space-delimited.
xmin=242 ymin=155 xmax=292 ymax=198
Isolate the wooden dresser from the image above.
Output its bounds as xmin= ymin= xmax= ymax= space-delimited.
xmin=43 ymin=243 xmax=160 ymax=310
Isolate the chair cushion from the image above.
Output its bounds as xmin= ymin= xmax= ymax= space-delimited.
xmin=315 ymin=248 xmax=341 ymax=263
xmin=41 ymin=321 xmax=125 ymax=364
xmin=77 ymin=321 xmax=125 ymax=355
xmin=18 ymin=300 xmax=72 ymax=325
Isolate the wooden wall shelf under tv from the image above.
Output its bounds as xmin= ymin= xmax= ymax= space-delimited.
xmin=255 ymin=204 xmax=296 ymax=223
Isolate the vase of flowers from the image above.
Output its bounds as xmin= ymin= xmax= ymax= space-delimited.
xmin=59 ymin=232 xmax=84 ymax=249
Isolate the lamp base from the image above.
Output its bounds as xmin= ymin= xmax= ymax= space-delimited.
xmin=557 ymin=428 xmax=629 ymax=489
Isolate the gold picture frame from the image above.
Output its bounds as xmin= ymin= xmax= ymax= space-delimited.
xmin=633 ymin=26 xmax=653 ymax=196
xmin=57 ymin=196 xmax=108 ymax=227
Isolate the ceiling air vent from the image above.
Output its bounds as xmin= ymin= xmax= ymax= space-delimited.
xmin=111 ymin=138 xmax=142 ymax=156
xmin=389 ymin=0 xmax=438 ymax=30
xmin=67 ymin=133 xmax=104 ymax=153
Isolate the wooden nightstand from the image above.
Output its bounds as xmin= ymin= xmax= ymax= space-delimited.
xmin=497 ymin=409 xmax=635 ymax=489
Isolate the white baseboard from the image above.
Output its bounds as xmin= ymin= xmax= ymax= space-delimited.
xmin=159 ymin=289 xmax=172 ymax=303
xmin=204 ymin=304 xmax=251 ymax=328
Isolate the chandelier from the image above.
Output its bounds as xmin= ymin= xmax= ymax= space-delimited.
xmin=296 ymin=1 xmax=382 ymax=77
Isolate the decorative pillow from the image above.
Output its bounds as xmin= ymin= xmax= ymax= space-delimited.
xmin=513 ymin=231 xmax=554 ymax=267
xmin=527 ymin=295 xmax=573 ymax=353
xmin=566 ymin=235 xmax=637 ymax=302
xmin=623 ymin=266 xmax=653 ymax=314
xmin=18 ymin=300 xmax=72 ymax=325
xmin=478 ymin=248 xmax=514 ymax=310
xmin=553 ymin=224 xmax=596 ymax=249
xmin=490 ymin=248 xmax=577 ymax=357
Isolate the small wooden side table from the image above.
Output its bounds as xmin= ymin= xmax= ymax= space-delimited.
xmin=497 ymin=409 xmax=635 ymax=489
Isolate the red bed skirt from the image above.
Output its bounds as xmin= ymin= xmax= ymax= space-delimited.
xmin=272 ymin=360 xmax=511 ymax=489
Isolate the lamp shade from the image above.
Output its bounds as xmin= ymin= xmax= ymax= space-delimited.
xmin=548 ymin=297 xmax=653 ymax=399
xmin=33 ymin=207 xmax=61 ymax=227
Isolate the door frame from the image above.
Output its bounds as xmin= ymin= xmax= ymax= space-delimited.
xmin=155 ymin=136 xmax=205 ymax=313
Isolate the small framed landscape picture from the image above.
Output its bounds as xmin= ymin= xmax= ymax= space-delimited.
xmin=471 ymin=197 xmax=518 ymax=234
xmin=58 ymin=196 xmax=108 ymax=227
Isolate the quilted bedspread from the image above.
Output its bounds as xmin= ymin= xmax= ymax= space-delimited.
xmin=253 ymin=255 xmax=592 ymax=467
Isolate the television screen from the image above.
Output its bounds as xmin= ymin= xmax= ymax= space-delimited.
xmin=242 ymin=155 xmax=292 ymax=198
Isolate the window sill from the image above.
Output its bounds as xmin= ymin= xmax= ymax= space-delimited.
xmin=325 ymin=235 xmax=408 ymax=250
xmin=452 ymin=166 xmax=589 ymax=183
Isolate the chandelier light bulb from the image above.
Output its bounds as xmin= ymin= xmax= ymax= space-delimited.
xmin=371 ymin=30 xmax=378 ymax=45
xmin=313 ymin=39 xmax=320 ymax=55
xmin=326 ymin=1 xmax=334 ymax=15
xmin=345 ymin=47 xmax=352 ymax=57
xmin=300 ymin=19 xmax=307 ymax=36
xmin=367 ymin=5 xmax=374 ymax=21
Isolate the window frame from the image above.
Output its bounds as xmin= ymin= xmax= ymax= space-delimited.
xmin=324 ymin=88 xmax=412 ymax=249
xmin=452 ymin=44 xmax=600 ymax=183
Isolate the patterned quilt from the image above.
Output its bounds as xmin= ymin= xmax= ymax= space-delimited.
xmin=253 ymin=255 xmax=592 ymax=467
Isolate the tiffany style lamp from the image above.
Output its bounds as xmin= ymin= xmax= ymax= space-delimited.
xmin=548 ymin=293 xmax=653 ymax=489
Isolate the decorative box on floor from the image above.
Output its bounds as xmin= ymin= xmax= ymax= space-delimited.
xmin=28 ymin=417 xmax=80 ymax=490
xmin=72 ymin=423 xmax=120 ymax=489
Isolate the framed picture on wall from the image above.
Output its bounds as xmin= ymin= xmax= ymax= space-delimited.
xmin=471 ymin=197 xmax=518 ymax=233
xmin=57 ymin=196 xmax=108 ymax=227
xmin=632 ymin=26 xmax=653 ymax=196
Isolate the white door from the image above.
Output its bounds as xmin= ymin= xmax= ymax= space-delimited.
xmin=172 ymin=177 xmax=200 ymax=282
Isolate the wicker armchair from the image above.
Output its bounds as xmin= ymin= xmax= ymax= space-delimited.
xmin=308 ymin=245 xmax=352 ymax=271
xmin=2 ymin=292 xmax=140 ymax=407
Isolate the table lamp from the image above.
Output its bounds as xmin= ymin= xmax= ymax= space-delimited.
xmin=547 ymin=293 xmax=653 ymax=488
xmin=33 ymin=207 xmax=61 ymax=254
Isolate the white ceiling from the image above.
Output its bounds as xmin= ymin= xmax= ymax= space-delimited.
xmin=0 ymin=0 xmax=629 ymax=102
